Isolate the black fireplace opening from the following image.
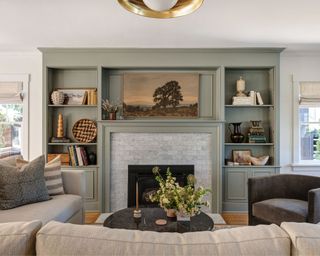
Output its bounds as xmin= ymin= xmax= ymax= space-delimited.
xmin=128 ymin=165 xmax=194 ymax=208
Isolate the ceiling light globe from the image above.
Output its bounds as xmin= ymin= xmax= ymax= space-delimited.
xmin=142 ymin=0 xmax=178 ymax=12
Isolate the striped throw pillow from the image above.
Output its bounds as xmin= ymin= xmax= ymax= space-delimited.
xmin=16 ymin=156 xmax=65 ymax=196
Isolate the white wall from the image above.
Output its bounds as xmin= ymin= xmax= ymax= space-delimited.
xmin=280 ymin=51 xmax=320 ymax=175
xmin=0 ymin=51 xmax=42 ymax=160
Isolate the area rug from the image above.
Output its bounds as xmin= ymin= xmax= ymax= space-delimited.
xmin=95 ymin=212 xmax=226 ymax=225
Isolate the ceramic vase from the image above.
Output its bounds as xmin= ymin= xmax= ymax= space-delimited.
xmin=166 ymin=209 xmax=176 ymax=218
xmin=228 ymin=122 xmax=245 ymax=143
xmin=176 ymin=212 xmax=191 ymax=222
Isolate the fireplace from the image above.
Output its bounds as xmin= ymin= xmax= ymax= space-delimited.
xmin=127 ymin=165 xmax=194 ymax=208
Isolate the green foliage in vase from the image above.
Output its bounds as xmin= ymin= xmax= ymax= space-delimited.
xmin=150 ymin=166 xmax=211 ymax=217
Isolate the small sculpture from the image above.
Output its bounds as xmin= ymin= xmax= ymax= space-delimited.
xmin=57 ymin=113 xmax=64 ymax=138
xmin=236 ymin=76 xmax=246 ymax=97
xmin=51 ymin=91 xmax=65 ymax=105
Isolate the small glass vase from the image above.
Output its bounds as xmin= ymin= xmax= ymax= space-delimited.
xmin=176 ymin=212 xmax=191 ymax=222
xmin=166 ymin=209 xmax=176 ymax=218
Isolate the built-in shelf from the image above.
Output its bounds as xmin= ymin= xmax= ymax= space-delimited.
xmin=225 ymin=104 xmax=274 ymax=108
xmin=61 ymin=165 xmax=99 ymax=169
xmin=225 ymin=143 xmax=274 ymax=146
xmin=48 ymin=105 xmax=97 ymax=107
xmin=48 ymin=143 xmax=97 ymax=146
xmin=223 ymin=165 xmax=281 ymax=168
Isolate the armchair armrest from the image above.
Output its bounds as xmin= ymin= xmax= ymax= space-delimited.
xmin=308 ymin=188 xmax=320 ymax=223
xmin=61 ymin=170 xmax=86 ymax=198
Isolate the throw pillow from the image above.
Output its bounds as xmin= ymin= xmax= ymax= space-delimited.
xmin=17 ymin=156 xmax=65 ymax=196
xmin=0 ymin=155 xmax=23 ymax=166
xmin=0 ymin=155 xmax=50 ymax=210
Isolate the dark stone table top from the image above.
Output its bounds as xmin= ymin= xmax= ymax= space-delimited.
xmin=103 ymin=208 xmax=214 ymax=233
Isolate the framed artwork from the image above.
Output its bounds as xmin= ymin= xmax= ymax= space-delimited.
xmin=232 ymin=149 xmax=252 ymax=164
xmin=123 ymin=73 xmax=199 ymax=118
xmin=57 ymin=89 xmax=89 ymax=105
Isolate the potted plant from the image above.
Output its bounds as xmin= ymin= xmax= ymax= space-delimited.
xmin=150 ymin=166 xmax=210 ymax=220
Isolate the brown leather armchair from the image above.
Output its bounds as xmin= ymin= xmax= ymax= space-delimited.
xmin=248 ymin=174 xmax=320 ymax=225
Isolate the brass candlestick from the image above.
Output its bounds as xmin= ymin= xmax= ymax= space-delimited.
xmin=57 ymin=113 xmax=64 ymax=138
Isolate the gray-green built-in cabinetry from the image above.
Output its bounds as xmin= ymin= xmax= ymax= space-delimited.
xmin=41 ymin=48 xmax=283 ymax=213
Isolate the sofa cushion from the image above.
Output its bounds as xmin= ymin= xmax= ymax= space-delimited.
xmin=253 ymin=198 xmax=308 ymax=225
xmin=17 ymin=155 xmax=65 ymax=196
xmin=0 ymin=194 xmax=82 ymax=224
xmin=36 ymin=221 xmax=290 ymax=256
xmin=281 ymin=222 xmax=320 ymax=256
xmin=0 ymin=220 xmax=42 ymax=256
xmin=0 ymin=155 xmax=50 ymax=210
xmin=0 ymin=154 xmax=22 ymax=166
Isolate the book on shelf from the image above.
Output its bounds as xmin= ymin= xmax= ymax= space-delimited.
xmin=248 ymin=135 xmax=267 ymax=143
xmin=67 ymin=145 xmax=89 ymax=167
xmin=256 ymin=92 xmax=264 ymax=105
xmin=87 ymin=89 xmax=97 ymax=105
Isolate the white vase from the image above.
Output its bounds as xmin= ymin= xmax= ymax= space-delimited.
xmin=176 ymin=212 xmax=191 ymax=222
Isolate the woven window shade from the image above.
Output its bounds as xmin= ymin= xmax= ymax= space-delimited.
xmin=300 ymin=82 xmax=320 ymax=106
xmin=0 ymin=82 xmax=23 ymax=104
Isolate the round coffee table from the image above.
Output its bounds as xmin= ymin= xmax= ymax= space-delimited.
xmin=103 ymin=208 xmax=214 ymax=233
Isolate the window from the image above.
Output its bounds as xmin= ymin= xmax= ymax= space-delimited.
xmin=298 ymin=82 xmax=320 ymax=163
xmin=0 ymin=75 xmax=29 ymax=159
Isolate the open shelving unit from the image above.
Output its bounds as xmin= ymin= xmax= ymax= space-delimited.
xmin=44 ymin=67 xmax=99 ymax=211
xmin=223 ymin=67 xmax=280 ymax=211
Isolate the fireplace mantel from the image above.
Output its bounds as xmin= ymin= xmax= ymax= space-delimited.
xmin=100 ymin=120 xmax=223 ymax=213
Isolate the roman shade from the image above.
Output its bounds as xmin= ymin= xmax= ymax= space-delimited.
xmin=0 ymin=82 xmax=23 ymax=104
xmin=300 ymin=82 xmax=320 ymax=106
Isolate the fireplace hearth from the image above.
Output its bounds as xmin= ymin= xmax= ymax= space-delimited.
xmin=127 ymin=165 xmax=194 ymax=208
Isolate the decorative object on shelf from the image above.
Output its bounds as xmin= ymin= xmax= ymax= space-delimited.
xmin=236 ymin=76 xmax=246 ymax=97
xmin=47 ymin=153 xmax=70 ymax=166
xmin=248 ymin=120 xmax=267 ymax=143
xmin=123 ymin=73 xmax=199 ymax=118
xmin=50 ymin=91 xmax=65 ymax=105
xmin=102 ymin=99 xmax=121 ymax=120
xmin=228 ymin=122 xmax=245 ymax=143
xmin=232 ymin=149 xmax=252 ymax=165
xmin=256 ymin=92 xmax=264 ymax=105
xmin=50 ymin=113 xmax=70 ymax=143
xmin=150 ymin=167 xmax=210 ymax=220
xmin=57 ymin=89 xmax=92 ymax=105
xmin=118 ymin=0 xmax=204 ymax=19
xmin=88 ymin=152 xmax=97 ymax=165
xmin=72 ymin=119 xmax=97 ymax=143
xmin=249 ymin=155 xmax=269 ymax=166
xmin=133 ymin=181 xmax=142 ymax=218
xmin=87 ymin=89 xmax=97 ymax=105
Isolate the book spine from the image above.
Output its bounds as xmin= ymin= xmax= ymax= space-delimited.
xmin=256 ymin=92 xmax=264 ymax=105
xmin=80 ymin=147 xmax=89 ymax=166
xmin=76 ymin=146 xmax=84 ymax=166
xmin=73 ymin=146 xmax=79 ymax=166
xmin=68 ymin=146 xmax=75 ymax=166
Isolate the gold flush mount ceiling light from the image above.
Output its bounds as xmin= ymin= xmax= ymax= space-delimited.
xmin=118 ymin=0 xmax=204 ymax=19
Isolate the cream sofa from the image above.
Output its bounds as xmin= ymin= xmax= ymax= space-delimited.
xmin=0 ymin=170 xmax=85 ymax=225
xmin=2 ymin=220 xmax=320 ymax=256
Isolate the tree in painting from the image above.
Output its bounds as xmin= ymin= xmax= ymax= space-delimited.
xmin=153 ymin=81 xmax=183 ymax=109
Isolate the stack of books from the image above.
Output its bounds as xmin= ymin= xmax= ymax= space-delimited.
xmin=248 ymin=135 xmax=267 ymax=143
xmin=67 ymin=146 xmax=89 ymax=166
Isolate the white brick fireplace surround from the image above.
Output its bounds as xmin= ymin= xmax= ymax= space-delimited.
xmin=102 ymin=121 xmax=223 ymax=213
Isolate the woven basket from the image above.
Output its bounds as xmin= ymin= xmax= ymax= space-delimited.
xmin=72 ymin=119 xmax=97 ymax=143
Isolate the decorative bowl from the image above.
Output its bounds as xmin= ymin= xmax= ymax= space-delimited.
xmin=250 ymin=155 xmax=269 ymax=166
xmin=51 ymin=91 xmax=64 ymax=105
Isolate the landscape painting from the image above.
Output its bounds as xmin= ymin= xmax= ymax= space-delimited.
xmin=123 ymin=73 xmax=199 ymax=118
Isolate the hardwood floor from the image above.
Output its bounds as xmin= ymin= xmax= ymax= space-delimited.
xmin=85 ymin=211 xmax=248 ymax=225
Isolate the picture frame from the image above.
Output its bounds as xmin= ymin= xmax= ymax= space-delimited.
xmin=57 ymin=89 xmax=90 ymax=105
xmin=232 ymin=149 xmax=252 ymax=164
xmin=123 ymin=73 xmax=199 ymax=118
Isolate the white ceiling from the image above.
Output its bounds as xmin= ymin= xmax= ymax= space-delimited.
xmin=1 ymin=0 xmax=320 ymax=51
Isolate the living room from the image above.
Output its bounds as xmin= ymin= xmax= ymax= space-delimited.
xmin=0 ymin=1 xmax=320 ymax=255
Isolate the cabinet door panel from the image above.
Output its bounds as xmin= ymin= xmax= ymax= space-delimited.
xmin=84 ymin=170 xmax=95 ymax=200
xmin=225 ymin=169 xmax=248 ymax=200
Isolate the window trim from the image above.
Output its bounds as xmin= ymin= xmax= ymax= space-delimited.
xmin=292 ymin=78 xmax=320 ymax=171
xmin=0 ymin=74 xmax=29 ymax=160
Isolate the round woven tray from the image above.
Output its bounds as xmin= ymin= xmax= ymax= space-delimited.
xmin=72 ymin=119 xmax=97 ymax=143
